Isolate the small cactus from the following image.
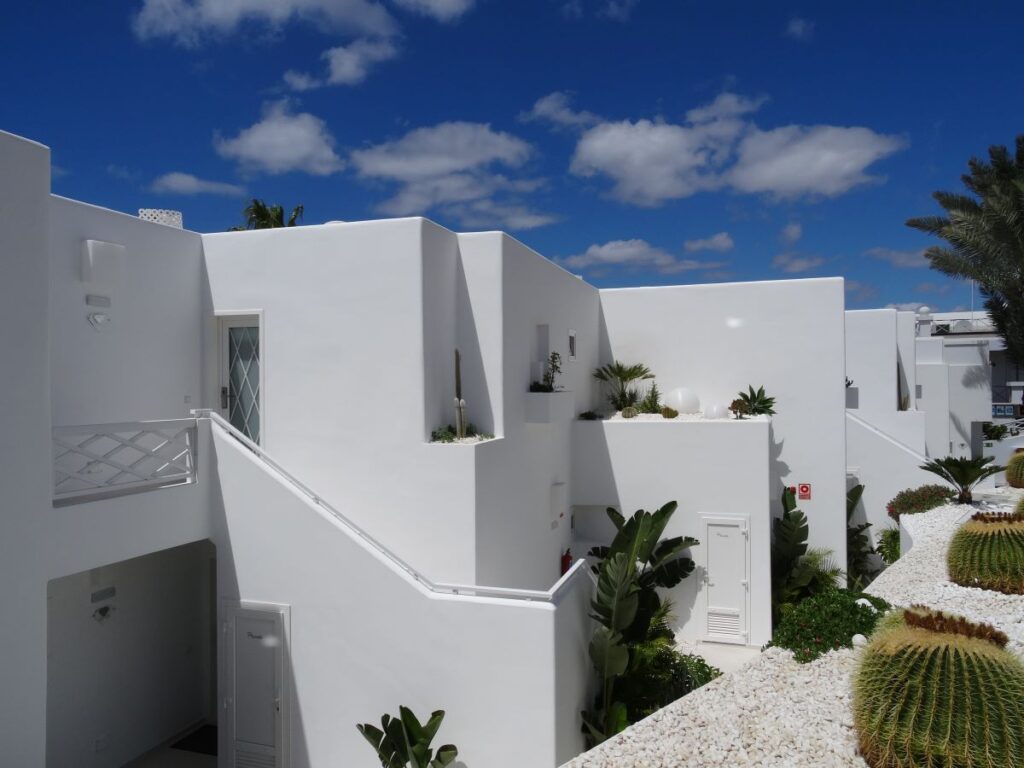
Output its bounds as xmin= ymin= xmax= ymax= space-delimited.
xmin=620 ymin=406 xmax=639 ymax=419
xmin=660 ymin=406 xmax=679 ymax=419
xmin=853 ymin=606 xmax=1024 ymax=768
xmin=947 ymin=510 xmax=1024 ymax=594
xmin=1006 ymin=452 xmax=1024 ymax=488
xmin=454 ymin=348 xmax=466 ymax=438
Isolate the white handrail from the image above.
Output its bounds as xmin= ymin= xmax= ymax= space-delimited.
xmin=195 ymin=409 xmax=588 ymax=604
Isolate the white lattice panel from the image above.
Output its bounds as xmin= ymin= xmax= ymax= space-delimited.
xmin=138 ymin=208 xmax=183 ymax=228
xmin=53 ymin=419 xmax=196 ymax=504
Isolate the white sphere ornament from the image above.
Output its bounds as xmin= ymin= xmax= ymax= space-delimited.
xmin=852 ymin=633 xmax=868 ymax=648
xmin=665 ymin=387 xmax=701 ymax=414
xmin=704 ymin=402 xmax=729 ymax=419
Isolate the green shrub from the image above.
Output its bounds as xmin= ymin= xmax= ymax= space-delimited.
xmin=1007 ymin=452 xmax=1024 ymax=488
xmin=639 ymin=382 xmax=661 ymax=414
xmin=613 ymin=641 xmax=721 ymax=720
xmin=767 ymin=589 xmax=890 ymax=663
xmin=771 ymin=487 xmax=841 ymax=624
xmin=593 ymin=361 xmax=654 ymax=410
xmin=877 ymin=527 xmax=900 ymax=565
xmin=947 ymin=510 xmax=1024 ymax=594
xmin=853 ymin=607 xmax=1024 ymax=768
xmin=430 ymin=423 xmax=492 ymax=442
xmin=846 ymin=484 xmax=877 ymax=589
xmin=886 ymin=484 xmax=953 ymax=521
xmin=983 ymin=421 xmax=1009 ymax=441
xmin=357 ymin=707 xmax=459 ymax=768
xmin=920 ymin=455 xmax=1003 ymax=503
xmin=660 ymin=406 xmax=679 ymax=419
xmin=620 ymin=406 xmax=639 ymax=419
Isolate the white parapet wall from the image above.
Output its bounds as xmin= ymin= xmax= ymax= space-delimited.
xmin=571 ymin=417 xmax=771 ymax=646
xmin=598 ymin=278 xmax=848 ymax=570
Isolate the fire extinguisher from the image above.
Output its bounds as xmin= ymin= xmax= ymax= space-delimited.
xmin=560 ymin=548 xmax=572 ymax=575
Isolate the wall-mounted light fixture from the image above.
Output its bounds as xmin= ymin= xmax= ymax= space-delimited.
xmin=88 ymin=312 xmax=112 ymax=331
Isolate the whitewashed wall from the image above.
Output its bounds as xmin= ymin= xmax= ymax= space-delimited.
xmin=896 ymin=311 xmax=917 ymax=408
xmin=845 ymin=309 xmax=926 ymax=452
xmin=209 ymin=421 xmax=589 ymax=768
xmin=571 ymin=419 xmax=772 ymax=645
xmin=46 ymin=541 xmax=214 ymax=768
xmin=0 ymin=130 xmax=52 ymax=767
xmin=49 ymin=196 xmax=204 ymax=426
xmin=598 ymin=279 xmax=848 ymax=567
xmin=916 ymin=337 xmax=992 ymax=458
xmin=459 ymin=233 xmax=601 ymax=589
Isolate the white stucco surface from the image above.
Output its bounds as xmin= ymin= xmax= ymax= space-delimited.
xmin=599 ymin=279 xmax=848 ymax=568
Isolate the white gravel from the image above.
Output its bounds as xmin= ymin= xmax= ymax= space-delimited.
xmin=599 ymin=412 xmax=769 ymax=423
xmin=563 ymin=647 xmax=867 ymax=768
xmin=562 ymin=488 xmax=1024 ymax=768
xmin=866 ymin=490 xmax=1024 ymax=658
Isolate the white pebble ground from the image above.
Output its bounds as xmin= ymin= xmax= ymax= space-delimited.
xmin=563 ymin=489 xmax=1024 ymax=768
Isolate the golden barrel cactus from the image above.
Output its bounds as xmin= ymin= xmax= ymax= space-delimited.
xmin=947 ymin=510 xmax=1024 ymax=594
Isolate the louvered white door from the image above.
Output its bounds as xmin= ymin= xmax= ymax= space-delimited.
xmin=702 ymin=516 xmax=749 ymax=645
xmin=225 ymin=603 xmax=288 ymax=768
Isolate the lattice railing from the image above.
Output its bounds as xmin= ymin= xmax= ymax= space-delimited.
xmin=52 ymin=419 xmax=197 ymax=505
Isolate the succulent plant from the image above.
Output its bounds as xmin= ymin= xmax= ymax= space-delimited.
xmin=919 ymin=455 xmax=1003 ymax=503
xmin=733 ymin=385 xmax=776 ymax=417
xmin=853 ymin=606 xmax=1024 ymax=768
xmin=620 ymin=406 xmax=639 ymax=419
xmin=947 ymin=510 xmax=1024 ymax=594
xmin=660 ymin=406 xmax=678 ymax=419
xmin=1006 ymin=452 xmax=1024 ymax=488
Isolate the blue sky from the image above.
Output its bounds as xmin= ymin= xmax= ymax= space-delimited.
xmin=3 ymin=1 xmax=1023 ymax=308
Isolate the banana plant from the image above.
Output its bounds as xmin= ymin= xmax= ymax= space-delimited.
xmin=771 ymin=486 xmax=841 ymax=624
xmin=357 ymin=707 xmax=459 ymax=768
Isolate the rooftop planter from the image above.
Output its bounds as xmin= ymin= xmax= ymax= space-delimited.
xmin=525 ymin=390 xmax=575 ymax=424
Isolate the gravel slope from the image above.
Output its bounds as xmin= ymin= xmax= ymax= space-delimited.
xmin=563 ymin=491 xmax=1024 ymax=767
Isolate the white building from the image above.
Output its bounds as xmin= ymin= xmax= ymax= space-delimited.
xmin=3 ymin=128 xmax=853 ymax=767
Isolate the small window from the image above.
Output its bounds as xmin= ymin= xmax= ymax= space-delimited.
xmin=568 ymin=331 xmax=577 ymax=360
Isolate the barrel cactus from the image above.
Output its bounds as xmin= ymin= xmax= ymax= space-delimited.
xmin=947 ymin=510 xmax=1024 ymax=594
xmin=853 ymin=606 xmax=1024 ymax=768
xmin=620 ymin=406 xmax=639 ymax=419
xmin=1006 ymin=452 xmax=1024 ymax=488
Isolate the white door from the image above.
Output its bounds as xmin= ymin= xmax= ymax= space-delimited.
xmin=702 ymin=516 xmax=749 ymax=644
xmin=224 ymin=604 xmax=287 ymax=768
xmin=219 ymin=317 xmax=262 ymax=444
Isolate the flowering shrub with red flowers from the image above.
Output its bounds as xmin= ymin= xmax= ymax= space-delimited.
xmin=886 ymin=484 xmax=954 ymax=521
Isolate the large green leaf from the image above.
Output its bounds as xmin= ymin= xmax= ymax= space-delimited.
xmin=590 ymin=552 xmax=639 ymax=631
xmin=589 ymin=625 xmax=629 ymax=679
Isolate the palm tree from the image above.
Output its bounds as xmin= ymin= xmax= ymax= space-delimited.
xmin=230 ymin=199 xmax=304 ymax=231
xmin=592 ymin=361 xmax=654 ymax=410
xmin=907 ymin=137 xmax=1024 ymax=366
xmin=919 ymin=456 xmax=1003 ymax=504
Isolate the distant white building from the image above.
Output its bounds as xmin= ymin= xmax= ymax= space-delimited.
xmin=0 ymin=126 xmax=913 ymax=768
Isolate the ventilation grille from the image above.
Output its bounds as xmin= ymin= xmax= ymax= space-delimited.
xmin=235 ymin=746 xmax=275 ymax=768
xmin=707 ymin=609 xmax=741 ymax=637
xmin=138 ymin=208 xmax=183 ymax=228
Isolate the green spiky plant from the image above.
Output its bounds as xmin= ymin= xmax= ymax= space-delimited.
xmin=853 ymin=606 xmax=1024 ymax=768
xmin=771 ymin=486 xmax=841 ymax=624
xmin=947 ymin=510 xmax=1024 ymax=594
xmin=919 ymin=455 xmax=1003 ymax=504
xmin=639 ymin=382 xmax=662 ymax=414
xmin=730 ymin=385 xmax=776 ymax=419
xmin=357 ymin=707 xmax=459 ymax=768
xmin=846 ymin=483 xmax=877 ymax=589
xmin=1006 ymin=452 xmax=1024 ymax=488
xmin=877 ymin=527 xmax=900 ymax=565
xmin=582 ymin=502 xmax=699 ymax=745
xmin=593 ymin=361 xmax=654 ymax=411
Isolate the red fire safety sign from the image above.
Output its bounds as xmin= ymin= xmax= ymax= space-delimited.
xmin=798 ymin=483 xmax=812 ymax=500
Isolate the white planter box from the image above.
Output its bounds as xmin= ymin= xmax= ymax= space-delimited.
xmin=525 ymin=391 xmax=575 ymax=424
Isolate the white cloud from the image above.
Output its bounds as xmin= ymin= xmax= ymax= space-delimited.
xmin=282 ymin=70 xmax=321 ymax=91
xmin=845 ymin=279 xmax=878 ymax=302
xmin=107 ymin=164 xmax=139 ymax=181
xmin=215 ymin=100 xmax=345 ymax=176
xmin=391 ymin=0 xmax=474 ymax=22
xmin=684 ymin=231 xmax=734 ymax=253
xmin=685 ymin=92 xmax=768 ymax=124
xmin=567 ymin=91 xmax=905 ymax=205
xmin=728 ymin=125 xmax=906 ymax=198
xmin=520 ymin=92 xmax=601 ymax=130
xmin=781 ymin=222 xmax=802 ymax=243
xmin=133 ymin=0 xmax=396 ymax=46
xmin=785 ymin=17 xmax=815 ymax=41
xmin=151 ymin=171 xmax=246 ymax=196
xmin=866 ymin=246 xmax=929 ymax=268
xmin=601 ymin=0 xmax=639 ymax=20
xmin=351 ymin=122 xmax=552 ymax=229
xmin=772 ymin=252 xmax=824 ymax=273
xmin=324 ymin=38 xmax=398 ymax=84
xmin=887 ymin=301 xmax=928 ymax=311
xmin=915 ymin=281 xmax=950 ymax=295
xmin=559 ymin=238 xmax=725 ymax=274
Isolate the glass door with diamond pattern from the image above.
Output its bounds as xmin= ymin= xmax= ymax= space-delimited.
xmin=220 ymin=317 xmax=262 ymax=444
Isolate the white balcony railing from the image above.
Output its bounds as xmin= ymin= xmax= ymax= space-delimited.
xmin=52 ymin=418 xmax=197 ymax=505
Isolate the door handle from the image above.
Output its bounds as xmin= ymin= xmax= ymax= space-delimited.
xmin=220 ymin=386 xmax=230 ymax=409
